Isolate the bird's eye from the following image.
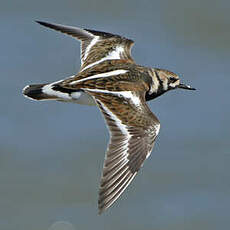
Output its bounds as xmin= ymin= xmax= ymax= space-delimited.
xmin=169 ymin=77 xmax=177 ymax=83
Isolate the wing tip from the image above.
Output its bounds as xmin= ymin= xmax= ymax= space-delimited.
xmin=98 ymin=207 xmax=104 ymax=215
xmin=98 ymin=201 xmax=111 ymax=215
xmin=35 ymin=20 xmax=59 ymax=30
xmin=35 ymin=20 xmax=49 ymax=26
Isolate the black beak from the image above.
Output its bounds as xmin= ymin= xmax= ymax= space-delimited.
xmin=178 ymin=83 xmax=196 ymax=90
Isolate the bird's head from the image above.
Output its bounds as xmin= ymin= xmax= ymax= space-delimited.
xmin=155 ymin=68 xmax=196 ymax=92
xmin=146 ymin=68 xmax=195 ymax=100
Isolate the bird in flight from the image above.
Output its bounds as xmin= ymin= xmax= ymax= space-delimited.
xmin=23 ymin=21 xmax=195 ymax=214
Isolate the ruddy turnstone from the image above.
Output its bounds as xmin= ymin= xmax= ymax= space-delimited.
xmin=23 ymin=21 xmax=195 ymax=214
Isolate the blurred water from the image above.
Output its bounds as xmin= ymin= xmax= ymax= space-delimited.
xmin=0 ymin=0 xmax=230 ymax=229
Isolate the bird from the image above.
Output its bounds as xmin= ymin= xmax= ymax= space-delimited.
xmin=23 ymin=21 xmax=196 ymax=214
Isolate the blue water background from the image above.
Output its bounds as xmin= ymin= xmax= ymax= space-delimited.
xmin=0 ymin=0 xmax=230 ymax=229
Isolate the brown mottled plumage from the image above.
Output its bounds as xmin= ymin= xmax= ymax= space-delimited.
xmin=23 ymin=21 xmax=195 ymax=214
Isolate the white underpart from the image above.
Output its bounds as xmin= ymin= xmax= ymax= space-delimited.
xmin=83 ymin=36 xmax=100 ymax=61
xmin=81 ymin=45 xmax=125 ymax=71
xmin=70 ymin=69 xmax=128 ymax=85
xmin=85 ymin=89 xmax=141 ymax=106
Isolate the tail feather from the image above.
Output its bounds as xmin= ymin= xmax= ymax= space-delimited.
xmin=23 ymin=82 xmax=96 ymax=105
xmin=23 ymin=84 xmax=57 ymax=100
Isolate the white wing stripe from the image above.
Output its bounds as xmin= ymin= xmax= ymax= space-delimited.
xmin=98 ymin=101 xmax=132 ymax=180
xmin=99 ymin=101 xmax=131 ymax=138
xmin=81 ymin=58 xmax=104 ymax=71
xmin=86 ymin=89 xmax=141 ymax=106
xmin=83 ymin=36 xmax=100 ymax=61
xmin=70 ymin=69 xmax=128 ymax=85
xmin=81 ymin=46 xmax=125 ymax=71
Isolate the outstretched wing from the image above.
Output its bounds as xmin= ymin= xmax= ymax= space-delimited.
xmin=36 ymin=21 xmax=135 ymax=71
xmin=86 ymin=90 xmax=160 ymax=214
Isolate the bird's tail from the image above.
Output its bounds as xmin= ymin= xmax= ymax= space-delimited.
xmin=23 ymin=83 xmax=58 ymax=101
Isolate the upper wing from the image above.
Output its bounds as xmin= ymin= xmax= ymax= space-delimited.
xmin=36 ymin=21 xmax=135 ymax=71
xmin=86 ymin=90 xmax=160 ymax=214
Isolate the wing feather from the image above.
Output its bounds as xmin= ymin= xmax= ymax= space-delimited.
xmin=36 ymin=21 xmax=135 ymax=70
xmin=88 ymin=91 xmax=160 ymax=214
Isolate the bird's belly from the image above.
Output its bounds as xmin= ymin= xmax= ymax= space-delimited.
xmin=71 ymin=91 xmax=96 ymax=106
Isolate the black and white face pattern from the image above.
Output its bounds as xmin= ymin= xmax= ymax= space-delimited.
xmin=145 ymin=68 xmax=181 ymax=101
xmin=146 ymin=68 xmax=195 ymax=101
xmin=167 ymin=75 xmax=180 ymax=90
xmin=155 ymin=69 xmax=180 ymax=91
